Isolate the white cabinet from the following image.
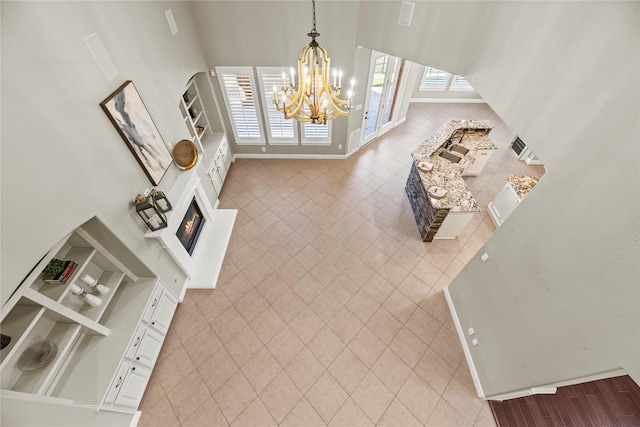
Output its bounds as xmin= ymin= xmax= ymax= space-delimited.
xmin=207 ymin=136 xmax=232 ymax=195
xmin=488 ymin=182 xmax=521 ymax=227
xmin=112 ymin=361 xmax=152 ymax=408
xmin=147 ymin=291 xmax=176 ymax=336
xmin=433 ymin=212 xmax=476 ymax=240
xmin=0 ymin=218 xmax=179 ymax=422
xmin=462 ymin=149 xmax=492 ymax=176
xmin=131 ymin=327 xmax=163 ymax=368
xmin=103 ymin=282 xmax=177 ymax=412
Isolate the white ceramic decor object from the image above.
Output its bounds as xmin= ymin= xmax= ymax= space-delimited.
xmin=81 ymin=274 xmax=98 ymax=287
xmin=95 ymin=284 xmax=110 ymax=295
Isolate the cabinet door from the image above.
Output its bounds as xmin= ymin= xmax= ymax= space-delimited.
xmin=133 ymin=327 xmax=164 ymax=368
xmin=114 ymin=363 xmax=151 ymax=409
xmin=141 ymin=285 xmax=164 ymax=325
xmin=220 ymin=138 xmax=232 ymax=173
xmin=463 ymin=150 xmax=491 ymax=176
xmin=148 ymin=292 xmax=177 ymax=336
xmin=124 ymin=324 xmax=147 ymax=361
xmin=492 ymin=183 xmax=520 ymax=224
xmin=104 ymin=361 xmax=131 ymax=404
xmin=208 ymin=157 xmax=224 ymax=194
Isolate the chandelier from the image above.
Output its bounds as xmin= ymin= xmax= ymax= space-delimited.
xmin=273 ymin=0 xmax=353 ymax=125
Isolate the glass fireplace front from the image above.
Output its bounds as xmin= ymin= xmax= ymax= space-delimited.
xmin=176 ymin=197 xmax=205 ymax=256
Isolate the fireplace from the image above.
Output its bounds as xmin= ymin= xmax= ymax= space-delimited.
xmin=176 ymin=198 xmax=205 ymax=256
xmin=144 ymin=166 xmax=236 ymax=290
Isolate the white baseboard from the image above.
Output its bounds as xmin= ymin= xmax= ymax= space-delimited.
xmin=445 ymin=288 xmax=629 ymax=402
xmin=233 ymin=153 xmax=346 ymax=160
xmin=410 ymin=98 xmax=486 ymax=104
xmin=444 ymin=288 xmax=485 ymax=399
xmin=394 ymin=116 xmax=407 ymax=126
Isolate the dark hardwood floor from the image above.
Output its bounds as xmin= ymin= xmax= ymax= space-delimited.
xmin=489 ymin=375 xmax=640 ymax=427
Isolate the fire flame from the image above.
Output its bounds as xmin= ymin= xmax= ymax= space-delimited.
xmin=183 ymin=212 xmax=198 ymax=236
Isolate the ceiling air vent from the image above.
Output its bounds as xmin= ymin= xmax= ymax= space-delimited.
xmin=398 ymin=1 xmax=415 ymax=27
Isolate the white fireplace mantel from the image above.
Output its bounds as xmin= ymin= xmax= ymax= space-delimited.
xmin=145 ymin=166 xmax=236 ymax=290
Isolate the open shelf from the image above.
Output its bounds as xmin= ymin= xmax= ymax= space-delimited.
xmin=0 ymin=220 xmax=145 ymax=402
xmin=180 ymin=78 xmax=212 ymax=154
xmin=30 ymin=247 xmax=94 ymax=302
xmin=60 ymin=271 xmax=125 ymax=324
xmin=0 ymin=302 xmax=43 ymax=364
xmin=1 ymin=310 xmax=82 ymax=395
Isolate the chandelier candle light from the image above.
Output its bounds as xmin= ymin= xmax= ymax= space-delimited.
xmin=274 ymin=0 xmax=353 ymax=125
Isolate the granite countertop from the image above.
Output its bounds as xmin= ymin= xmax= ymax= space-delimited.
xmin=508 ymin=175 xmax=539 ymax=199
xmin=411 ymin=120 xmax=496 ymax=212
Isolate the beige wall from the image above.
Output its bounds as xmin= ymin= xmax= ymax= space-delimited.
xmin=2 ymin=0 xmax=638 ymax=400
xmin=1 ymin=1 xmax=210 ymax=302
xmin=357 ymin=1 xmax=640 ymax=395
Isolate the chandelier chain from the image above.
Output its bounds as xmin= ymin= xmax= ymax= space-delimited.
xmin=312 ymin=0 xmax=317 ymax=32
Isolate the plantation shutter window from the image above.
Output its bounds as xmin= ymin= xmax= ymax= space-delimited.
xmin=256 ymin=67 xmax=298 ymax=145
xmin=216 ymin=67 xmax=265 ymax=145
xmin=420 ymin=66 xmax=474 ymax=92
xmin=449 ymin=75 xmax=474 ymax=91
xmin=300 ymin=79 xmax=331 ymax=145
xmin=420 ymin=67 xmax=448 ymax=90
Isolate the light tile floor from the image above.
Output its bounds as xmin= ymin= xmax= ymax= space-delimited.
xmin=139 ymin=102 xmax=546 ymax=427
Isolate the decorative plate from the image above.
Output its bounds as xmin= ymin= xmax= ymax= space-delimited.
xmin=17 ymin=340 xmax=58 ymax=372
xmin=417 ymin=161 xmax=433 ymax=172
xmin=428 ymin=185 xmax=448 ymax=199
xmin=173 ymin=139 xmax=198 ymax=170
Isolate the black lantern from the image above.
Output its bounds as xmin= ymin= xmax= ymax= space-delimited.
xmin=151 ymin=189 xmax=172 ymax=213
xmin=134 ymin=194 xmax=168 ymax=231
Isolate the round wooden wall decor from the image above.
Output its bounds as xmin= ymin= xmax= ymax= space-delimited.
xmin=172 ymin=139 xmax=198 ymax=170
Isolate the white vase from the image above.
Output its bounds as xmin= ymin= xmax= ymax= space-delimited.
xmin=95 ymin=284 xmax=110 ymax=295
xmin=83 ymin=293 xmax=103 ymax=308
xmin=70 ymin=283 xmax=83 ymax=295
xmin=80 ymin=274 xmax=97 ymax=287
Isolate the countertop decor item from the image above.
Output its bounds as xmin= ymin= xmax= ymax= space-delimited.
xmin=172 ymin=139 xmax=198 ymax=171
xmin=417 ymin=161 xmax=433 ymax=172
xmin=428 ymin=185 xmax=448 ymax=199
xmin=17 ymin=340 xmax=58 ymax=372
xmin=100 ymin=80 xmax=172 ymax=186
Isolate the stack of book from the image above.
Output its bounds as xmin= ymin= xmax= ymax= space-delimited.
xmin=44 ymin=261 xmax=78 ymax=284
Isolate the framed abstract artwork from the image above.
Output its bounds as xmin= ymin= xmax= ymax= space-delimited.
xmin=100 ymin=80 xmax=172 ymax=185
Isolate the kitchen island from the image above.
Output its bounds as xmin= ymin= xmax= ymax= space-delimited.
xmin=406 ymin=120 xmax=497 ymax=241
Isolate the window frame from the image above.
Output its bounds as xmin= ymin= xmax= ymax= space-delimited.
xmin=419 ymin=66 xmax=474 ymax=92
xmin=215 ymin=66 xmax=265 ymax=145
xmin=449 ymin=74 xmax=474 ymax=91
xmin=256 ymin=67 xmax=299 ymax=145
xmin=301 ymin=121 xmax=332 ymax=145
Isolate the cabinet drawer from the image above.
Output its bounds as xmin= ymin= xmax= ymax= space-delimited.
xmin=124 ymin=324 xmax=147 ymax=361
xmin=104 ymin=362 xmax=131 ymax=404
